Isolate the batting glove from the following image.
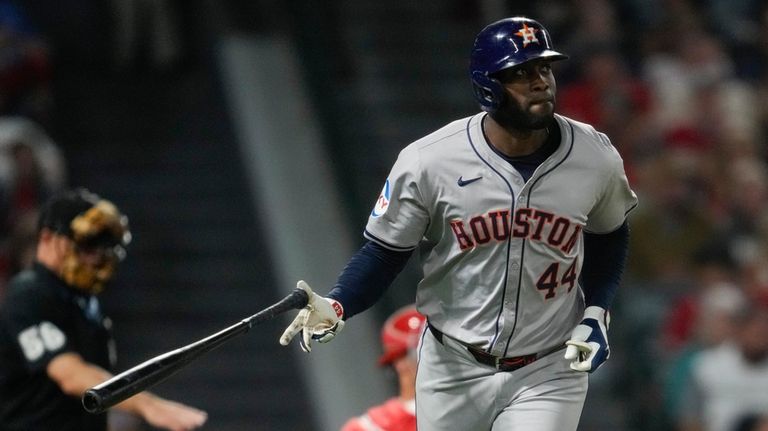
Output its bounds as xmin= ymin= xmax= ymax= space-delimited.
xmin=564 ymin=306 xmax=610 ymax=373
xmin=279 ymin=280 xmax=345 ymax=352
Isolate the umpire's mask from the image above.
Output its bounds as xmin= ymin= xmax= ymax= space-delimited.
xmin=38 ymin=188 xmax=131 ymax=294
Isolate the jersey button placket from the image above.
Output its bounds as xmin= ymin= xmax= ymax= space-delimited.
xmin=505 ymin=260 xmax=520 ymax=307
xmin=496 ymin=254 xmax=521 ymax=355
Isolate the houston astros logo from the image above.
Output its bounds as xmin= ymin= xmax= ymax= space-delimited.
xmin=371 ymin=179 xmax=391 ymax=217
xmin=515 ymin=23 xmax=539 ymax=47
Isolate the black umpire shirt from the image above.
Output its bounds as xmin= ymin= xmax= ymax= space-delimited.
xmin=0 ymin=262 xmax=115 ymax=431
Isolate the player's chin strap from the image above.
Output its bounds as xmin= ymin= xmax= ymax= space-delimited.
xmin=564 ymin=306 xmax=610 ymax=373
xmin=279 ymin=280 xmax=345 ymax=352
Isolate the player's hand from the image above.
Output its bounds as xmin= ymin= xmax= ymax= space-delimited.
xmin=279 ymin=280 xmax=345 ymax=352
xmin=564 ymin=306 xmax=609 ymax=373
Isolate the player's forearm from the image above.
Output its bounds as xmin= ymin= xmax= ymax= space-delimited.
xmin=580 ymin=221 xmax=629 ymax=309
xmin=327 ymin=240 xmax=413 ymax=318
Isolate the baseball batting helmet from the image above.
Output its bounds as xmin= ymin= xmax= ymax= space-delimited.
xmin=377 ymin=305 xmax=426 ymax=366
xmin=469 ymin=17 xmax=568 ymax=113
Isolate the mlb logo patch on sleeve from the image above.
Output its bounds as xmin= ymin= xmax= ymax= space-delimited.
xmin=371 ymin=179 xmax=391 ymax=217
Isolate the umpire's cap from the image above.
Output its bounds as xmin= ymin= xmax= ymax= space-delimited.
xmin=38 ymin=188 xmax=101 ymax=236
xmin=37 ymin=188 xmax=131 ymax=252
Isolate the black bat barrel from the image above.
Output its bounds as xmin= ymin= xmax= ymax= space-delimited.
xmin=82 ymin=288 xmax=309 ymax=414
xmin=83 ymin=320 xmax=250 ymax=413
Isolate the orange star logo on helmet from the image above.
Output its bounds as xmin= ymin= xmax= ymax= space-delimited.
xmin=515 ymin=23 xmax=540 ymax=47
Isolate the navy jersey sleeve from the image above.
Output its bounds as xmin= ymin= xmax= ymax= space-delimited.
xmin=327 ymin=241 xmax=413 ymax=319
xmin=580 ymin=221 xmax=629 ymax=310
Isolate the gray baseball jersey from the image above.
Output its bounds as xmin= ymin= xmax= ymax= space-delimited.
xmin=364 ymin=112 xmax=637 ymax=358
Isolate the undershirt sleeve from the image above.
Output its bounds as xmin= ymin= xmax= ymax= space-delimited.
xmin=327 ymin=240 xmax=413 ymax=319
xmin=580 ymin=221 xmax=629 ymax=310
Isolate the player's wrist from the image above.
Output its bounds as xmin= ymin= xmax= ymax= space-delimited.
xmin=583 ymin=305 xmax=606 ymax=321
xmin=324 ymin=297 xmax=344 ymax=320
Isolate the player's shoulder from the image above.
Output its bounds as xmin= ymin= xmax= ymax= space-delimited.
xmin=557 ymin=114 xmax=612 ymax=149
xmin=557 ymin=114 xmax=623 ymax=163
xmin=401 ymin=115 xmax=474 ymax=154
xmin=392 ymin=114 xmax=476 ymax=172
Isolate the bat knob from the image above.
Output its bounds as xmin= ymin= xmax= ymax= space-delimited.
xmin=82 ymin=388 xmax=106 ymax=414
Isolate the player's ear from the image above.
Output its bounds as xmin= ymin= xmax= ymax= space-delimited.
xmin=38 ymin=227 xmax=56 ymax=243
xmin=39 ymin=228 xmax=71 ymax=254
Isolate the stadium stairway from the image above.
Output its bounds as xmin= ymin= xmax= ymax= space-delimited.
xmin=332 ymin=0 xmax=480 ymax=212
xmin=288 ymin=0 xmax=481 ymax=312
xmin=49 ymin=65 xmax=312 ymax=429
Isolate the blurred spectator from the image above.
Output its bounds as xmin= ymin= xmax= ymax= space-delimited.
xmin=679 ymin=304 xmax=768 ymax=431
xmin=341 ymin=305 xmax=425 ymax=431
xmin=699 ymin=155 xmax=768 ymax=307
xmin=662 ymin=281 xmax=746 ymax=428
xmin=734 ymin=413 xmax=768 ymax=431
xmin=0 ymin=116 xmax=65 ymax=296
xmin=661 ymin=245 xmax=741 ymax=352
xmin=0 ymin=1 xmax=52 ymax=124
xmin=720 ymin=157 xmax=768 ymax=241
xmin=626 ymin=151 xmax=716 ymax=283
xmin=109 ymin=0 xmax=183 ymax=72
xmin=566 ymin=0 xmax=620 ymax=53
xmin=558 ymin=44 xmax=654 ymax=172
xmin=642 ymin=27 xmax=748 ymax=136
xmin=702 ymin=0 xmax=764 ymax=79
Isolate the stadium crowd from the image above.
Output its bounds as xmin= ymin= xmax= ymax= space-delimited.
xmin=0 ymin=0 xmax=63 ymax=299
xmin=515 ymin=1 xmax=768 ymax=430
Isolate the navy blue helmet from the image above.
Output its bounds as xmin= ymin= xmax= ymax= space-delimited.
xmin=469 ymin=17 xmax=568 ymax=113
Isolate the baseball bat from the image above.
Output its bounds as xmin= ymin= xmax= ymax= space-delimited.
xmin=82 ymin=288 xmax=309 ymax=414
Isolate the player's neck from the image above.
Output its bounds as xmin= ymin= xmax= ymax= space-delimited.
xmin=483 ymin=115 xmax=549 ymax=158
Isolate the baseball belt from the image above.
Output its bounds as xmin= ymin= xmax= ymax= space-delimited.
xmin=428 ymin=323 xmax=565 ymax=372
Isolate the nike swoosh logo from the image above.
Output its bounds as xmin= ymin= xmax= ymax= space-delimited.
xmin=457 ymin=176 xmax=483 ymax=187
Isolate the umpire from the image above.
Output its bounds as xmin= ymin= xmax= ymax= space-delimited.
xmin=0 ymin=188 xmax=207 ymax=431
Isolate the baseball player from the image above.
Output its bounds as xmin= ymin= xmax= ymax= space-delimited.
xmin=341 ymin=305 xmax=425 ymax=431
xmin=280 ymin=16 xmax=637 ymax=430
xmin=0 ymin=189 xmax=207 ymax=431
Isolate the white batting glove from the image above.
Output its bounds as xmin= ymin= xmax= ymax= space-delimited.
xmin=564 ymin=306 xmax=610 ymax=373
xmin=279 ymin=280 xmax=345 ymax=352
